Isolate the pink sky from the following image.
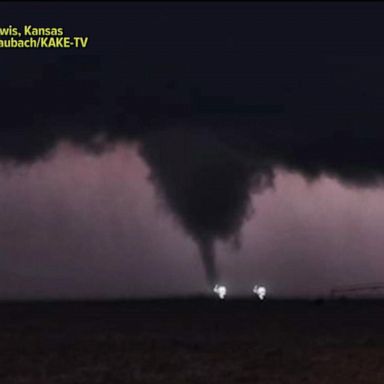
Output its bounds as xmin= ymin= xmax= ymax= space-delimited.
xmin=1 ymin=141 xmax=384 ymax=299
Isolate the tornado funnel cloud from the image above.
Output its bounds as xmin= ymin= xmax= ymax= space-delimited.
xmin=198 ymin=239 xmax=217 ymax=288
xmin=139 ymin=127 xmax=274 ymax=286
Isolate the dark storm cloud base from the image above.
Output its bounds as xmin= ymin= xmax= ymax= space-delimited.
xmin=2 ymin=2 xmax=384 ymax=285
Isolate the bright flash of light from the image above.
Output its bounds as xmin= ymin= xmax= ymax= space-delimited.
xmin=253 ymin=285 xmax=267 ymax=300
xmin=213 ymin=284 xmax=227 ymax=299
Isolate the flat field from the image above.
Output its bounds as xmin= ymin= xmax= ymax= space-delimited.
xmin=1 ymin=299 xmax=383 ymax=383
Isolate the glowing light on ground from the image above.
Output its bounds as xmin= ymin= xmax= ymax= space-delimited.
xmin=253 ymin=285 xmax=267 ymax=300
xmin=213 ymin=284 xmax=227 ymax=299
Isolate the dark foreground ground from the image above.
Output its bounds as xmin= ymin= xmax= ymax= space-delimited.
xmin=1 ymin=299 xmax=384 ymax=384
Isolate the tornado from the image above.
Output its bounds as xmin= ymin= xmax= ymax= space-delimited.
xmin=198 ymin=238 xmax=217 ymax=288
xmin=139 ymin=126 xmax=274 ymax=287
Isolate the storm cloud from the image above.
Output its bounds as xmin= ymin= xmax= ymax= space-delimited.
xmin=2 ymin=2 xmax=384 ymax=286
